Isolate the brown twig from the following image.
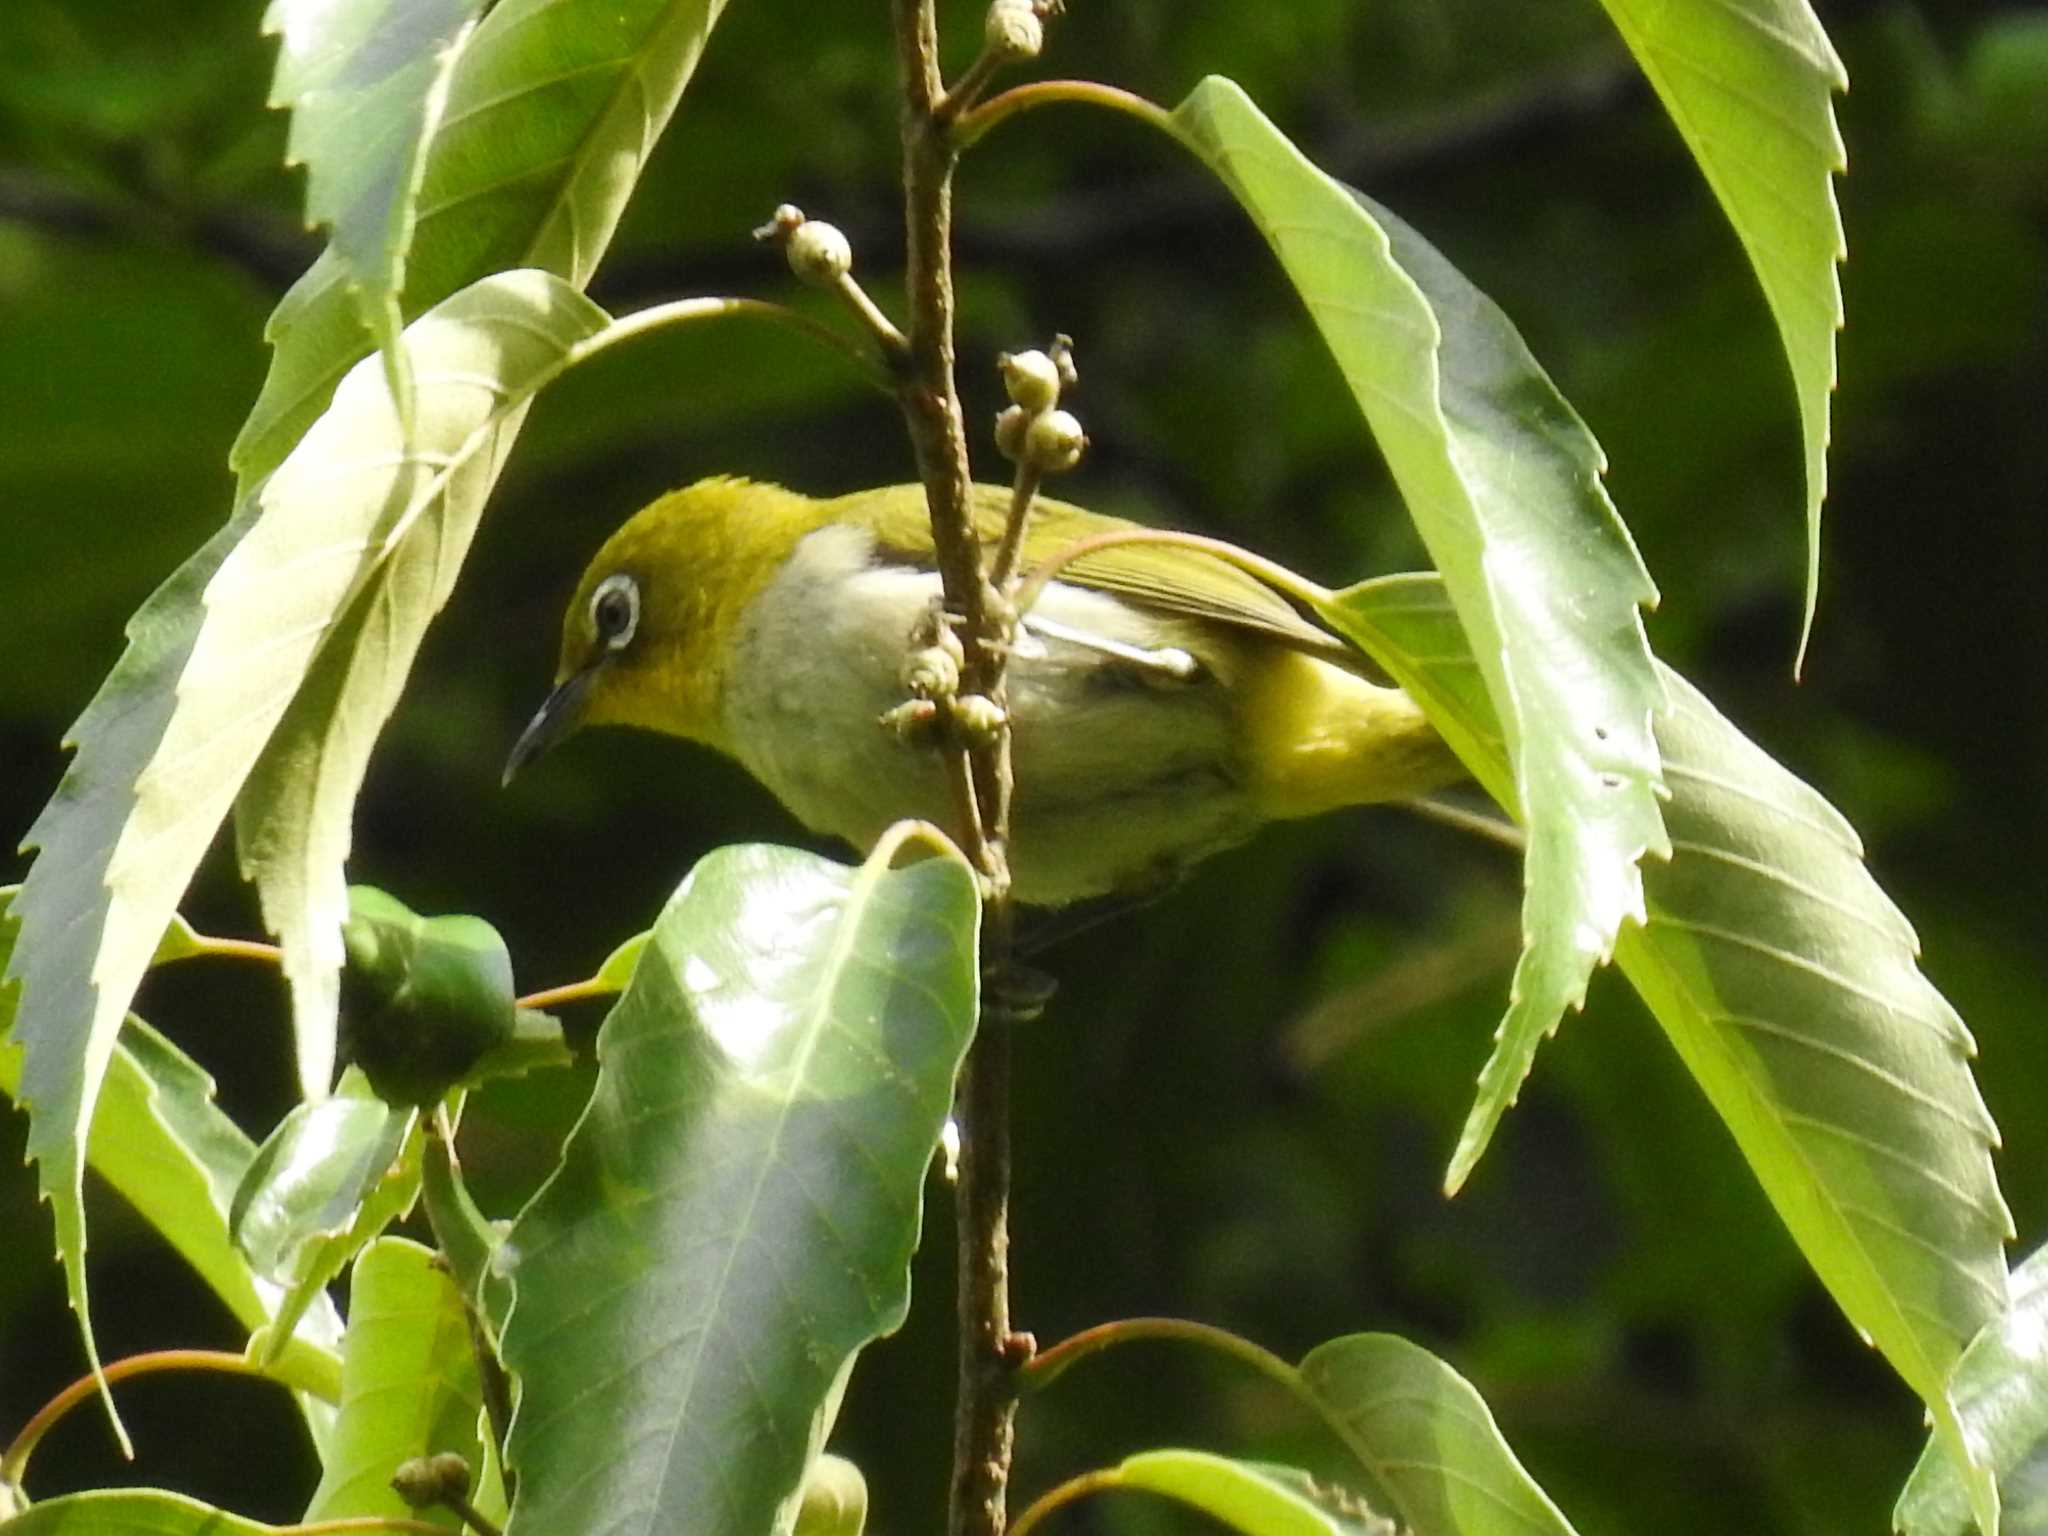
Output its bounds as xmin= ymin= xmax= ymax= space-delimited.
xmin=890 ymin=5 xmax=1028 ymax=1536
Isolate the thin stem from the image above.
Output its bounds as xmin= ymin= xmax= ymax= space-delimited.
xmin=441 ymin=1493 xmax=503 ymax=1536
xmin=423 ymin=1112 xmax=516 ymax=1504
xmin=833 ymin=272 xmax=912 ymax=357
xmin=180 ymin=934 xmax=283 ymax=966
xmin=1022 ymin=1316 xmax=1306 ymax=1398
xmin=952 ymin=79 xmax=1174 ymax=151
xmin=1006 ymin=1469 xmax=1125 ymax=1536
xmin=2 ymin=1349 xmax=275 ymax=1486
xmin=1399 ymin=794 xmax=1525 ymax=851
xmin=565 ymin=295 xmax=894 ymax=393
xmin=515 ymin=977 xmax=620 ymax=1012
xmin=987 ymin=464 xmax=1043 ymax=593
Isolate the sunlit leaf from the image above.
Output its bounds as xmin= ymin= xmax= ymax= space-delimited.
xmin=302 ymin=1236 xmax=489 ymax=1529
xmin=1591 ymin=0 xmax=1847 ymax=662
xmin=1300 ymin=1335 xmax=1579 ymax=1536
xmin=229 ymin=272 xmax=605 ymax=1103
xmin=233 ymin=0 xmax=732 ymax=489
xmin=1166 ymin=77 xmax=1667 ymax=1188
xmin=502 ymin=838 xmax=980 ymax=1536
xmin=8 ymin=273 xmax=603 ymax=1396
xmin=3 ymin=506 xmax=257 ymax=1442
xmin=1898 ymin=1242 xmax=2048 ymax=1536
xmin=262 ymin=0 xmax=488 ymax=430
xmin=1107 ymin=1450 xmax=1398 ymax=1536
xmin=1334 ymin=573 xmax=2009 ymax=1529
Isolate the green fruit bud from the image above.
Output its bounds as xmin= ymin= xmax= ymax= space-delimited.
xmin=341 ymin=886 xmax=517 ymax=1107
xmin=390 ymin=1452 xmax=472 ymax=1510
xmin=786 ymin=219 xmax=853 ymax=286
xmin=984 ymin=0 xmax=1043 ymax=58
xmin=993 ymin=403 xmax=1031 ymax=462
xmin=1024 ymin=408 xmax=1087 ymax=473
xmin=999 ymin=349 xmax=1061 ymax=412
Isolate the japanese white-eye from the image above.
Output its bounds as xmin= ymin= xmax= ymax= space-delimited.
xmin=506 ymin=477 xmax=1463 ymax=906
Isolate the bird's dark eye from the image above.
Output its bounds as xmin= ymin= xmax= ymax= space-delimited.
xmin=590 ymin=572 xmax=640 ymax=652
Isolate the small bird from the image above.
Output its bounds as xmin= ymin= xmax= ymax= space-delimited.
xmin=506 ymin=477 xmax=1463 ymax=906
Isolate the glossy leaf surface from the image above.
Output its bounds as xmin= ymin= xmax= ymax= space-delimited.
xmin=502 ymin=840 xmax=979 ymax=1536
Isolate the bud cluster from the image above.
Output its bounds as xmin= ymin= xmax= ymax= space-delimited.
xmin=993 ymin=336 xmax=1086 ymax=475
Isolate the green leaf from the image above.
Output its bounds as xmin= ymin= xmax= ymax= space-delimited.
xmin=1590 ymin=0 xmax=1847 ymax=663
xmin=230 ymin=1073 xmax=425 ymax=1367
xmin=231 ymin=1078 xmax=413 ymax=1281
xmin=594 ymin=930 xmax=651 ymax=991
xmin=0 ymin=1489 xmax=288 ymax=1535
xmin=1108 ymin=1451 xmax=1397 ymax=1536
xmin=339 ymin=886 xmax=517 ymax=1106
xmin=3 ymin=506 xmax=258 ymax=1443
xmin=233 ymin=0 xmax=732 ymax=489
xmin=262 ymin=0 xmax=489 ymax=433
xmin=7 ymin=272 xmax=603 ymax=1381
xmin=1899 ymin=1242 xmax=2048 ymax=1536
xmin=1335 ymin=574 xmax=2009 ymax=1532
xmin=1901 ymin=1279 xmax=2048 ymax=1536
xmin=228 ymin=270 xmax=605 ymax=1105
xmin=1299 ymin=1335 xmax=1579 ymax=1536
xmin=303 ymin=1236 xmax=489 ymax=1529
xmin=1166 ymin=78 xmax=1667 ymax=1189
xmin=502 ymin=838 xmax=980 ymax=1536
xmin=0 ymin=892 xmax=344 ymax=1425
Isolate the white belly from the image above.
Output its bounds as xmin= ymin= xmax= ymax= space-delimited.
xmin=721 ymin=524 xmax=1262 ymax=905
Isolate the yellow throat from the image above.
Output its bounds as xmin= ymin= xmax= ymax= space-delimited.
xmin=510 ymin=477 xmax=1464 ymax=905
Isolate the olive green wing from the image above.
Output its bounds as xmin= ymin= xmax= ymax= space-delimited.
xmin=855 ymin=482 xmax=1356 ymax=662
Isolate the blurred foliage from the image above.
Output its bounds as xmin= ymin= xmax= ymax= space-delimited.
xmin=1 ymin=1 xmax=2044 ymax=1532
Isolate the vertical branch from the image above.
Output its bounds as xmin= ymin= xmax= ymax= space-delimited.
xmin=890 ymin=7 xmax=1023 ymax=1536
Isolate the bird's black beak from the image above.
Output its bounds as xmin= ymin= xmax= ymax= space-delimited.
xmin=502 ymin=662 xmax=602 ymax=787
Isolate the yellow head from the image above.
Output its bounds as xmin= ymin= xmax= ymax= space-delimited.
xmin=504 ymin=477 xmax=831 ymax=780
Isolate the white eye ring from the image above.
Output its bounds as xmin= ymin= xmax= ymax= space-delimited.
xmin=590 ymin=572 xmax=640 ymax=652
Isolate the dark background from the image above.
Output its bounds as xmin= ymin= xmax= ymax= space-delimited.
xmin=3 ymin=1 xmax=2045 ymax=1530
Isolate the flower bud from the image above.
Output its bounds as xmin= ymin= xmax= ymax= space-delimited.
xmin=985 ymin=0 xmax=1043 ymax=59
xmin=752 ymin=203 xmax=807 ymax=243
xmin=1049 ymin=332 xmax=1079 ymax=391
xmin=1024 ymin=408 xmax=1087 ymax=473
xmin=879 ymin=697 xmax=940 ymax=743
xmin=951 ymin=692 xmax=1008 ymax=743
xmin=993 ymin=403 xmax=1031 ymax=462
xmin=785 ymin=219 xmax=853 ymax=287
xmin=999 ymin=349 xmax=1061 ymax=413
xmin=901 ymin=643 xmax=961 ymax=699
xmin=391 ymin=1453 xmax=471 ymax=1510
